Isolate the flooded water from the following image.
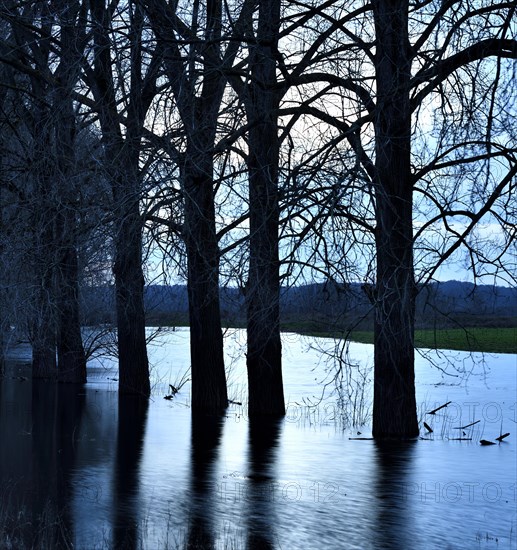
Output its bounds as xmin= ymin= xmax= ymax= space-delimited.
xmin=1 ymin=329 xmax=516 ymax=549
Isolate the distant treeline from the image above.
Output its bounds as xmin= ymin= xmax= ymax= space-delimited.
xmin=80 ymin=281 xmax=516 ymax=332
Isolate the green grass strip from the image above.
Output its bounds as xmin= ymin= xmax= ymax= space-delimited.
xmin=334 ymin=328 xmax=516 ymax=354
xmin=413 ymin=327 xmax=517 ymax=354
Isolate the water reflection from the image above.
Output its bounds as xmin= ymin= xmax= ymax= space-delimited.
xmin=0 ymin=373 xmax=32 ymax=546
xmin=31 ymin=381 xmax=60 ymax=547
xmin=2 ymin=337 xmax=515 ymax=549
xmin=374 ymin=440 xmax=417 ymax=549
xmin=187 ymin=413 xmax=224 ymax=549
xmin=50 ymin=384 xmax=85 ymax=547
xmin=0 ymin=379 xmax=86 ymax=547
xmin=112 ymin=395 xmax=149 ymax=549
xmin=246 ymin=418 xmax=283 ymax=549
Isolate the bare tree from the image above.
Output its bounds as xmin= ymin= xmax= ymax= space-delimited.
xmin=275 ymin=0 xmax=516 ymax=437
xmin=243 ymin=0 xmax=285 ymax=416
xmin=369 ymin=0 xmax=516 ymax=438
xmin=142 ymin=0 xmax=256 ymax=412
xmin=81 ymin=0 xmax=164 ymax=395
xmin=0 ymin=0 xmax=89 ymax=381
xmin=51 ymin=0 xmax=89 ymax=383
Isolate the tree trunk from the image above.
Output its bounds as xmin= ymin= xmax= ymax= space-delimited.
xmin=31 ymin=197 xmax=57 ymax=380
xmin=32 ymin=337 xmax=57 ymax=379
xmin=183 ymin=151 xmax=228 ymax=413
xmin=143 ymin=0 xmax=233 ymax=412
xmin=53 ymin=50 xmax=87 ymax=384
xmin=56 ymin=240 xmax=86 ymax=383
xmin=246 ymin=0 xmax=284 ymax=417
xmin=113 ymin=178 xmax=150 ymax=397
xmin=89 ymin=0 xmax=153 ymax=397
xmin=372 ymin=0 xmax=418 ymax=439
xmin=0 ymin=171 xmax=7 ymax=377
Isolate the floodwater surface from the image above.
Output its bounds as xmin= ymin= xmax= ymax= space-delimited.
xmin=1 ymin=329 xmax=516 ymax=549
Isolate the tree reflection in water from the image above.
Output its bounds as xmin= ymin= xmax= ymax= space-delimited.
xmin=246 ymin=417 xmax=283 ymax=549
xmin=34 ymin=383 xmax=86 ymax=547
xmin=374 ymin=440 xmax=417 ymax=549
xmin=0 ymin=380 xmax=86 ymax=548
xmin=113 ymin=395 xmax=148 ymax=549
xmin=187 ymin=412 xmax=224 ymax=549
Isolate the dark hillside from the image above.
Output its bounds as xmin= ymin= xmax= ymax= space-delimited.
xmin=79 ymin=281 xmax=516 ymax=332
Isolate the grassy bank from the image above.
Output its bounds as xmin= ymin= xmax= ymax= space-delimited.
xmin=287 ymin=326 xmax=516 ymax=354
xmin=148 ymin=318 xmax=517 ymax=354
xmin=152 ymin=319 xmax=516 ymax=354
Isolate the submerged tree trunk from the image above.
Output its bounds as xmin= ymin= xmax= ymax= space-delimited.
xmin=0 ymin=84 xmax=8 ymax=376
xmin=90 ymin=0 xmax=151 ymax=396
xmin=183 ymin=150 xmax=227 ymax=413
xmin=143 ymin=0 xmax=230 ymax=412
xmin=113 ymin=167 xmax=150 ymax=396
xmin=31 ymin=250 xmax=57 ymax=380
xmin=31 ymin=150 xmax=57 ymax=380
xmin=246 ymin=0 xmax=284 ymax=416
xmin=32 ymin=314 xmax=57 ymax=380
xmin=371 ymin=0 xmax=418 ymax=438
xmin=54 ymin=24 xmax=87 ymax=383
xmin=55 ymin=237 xmax=86 ymax=383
